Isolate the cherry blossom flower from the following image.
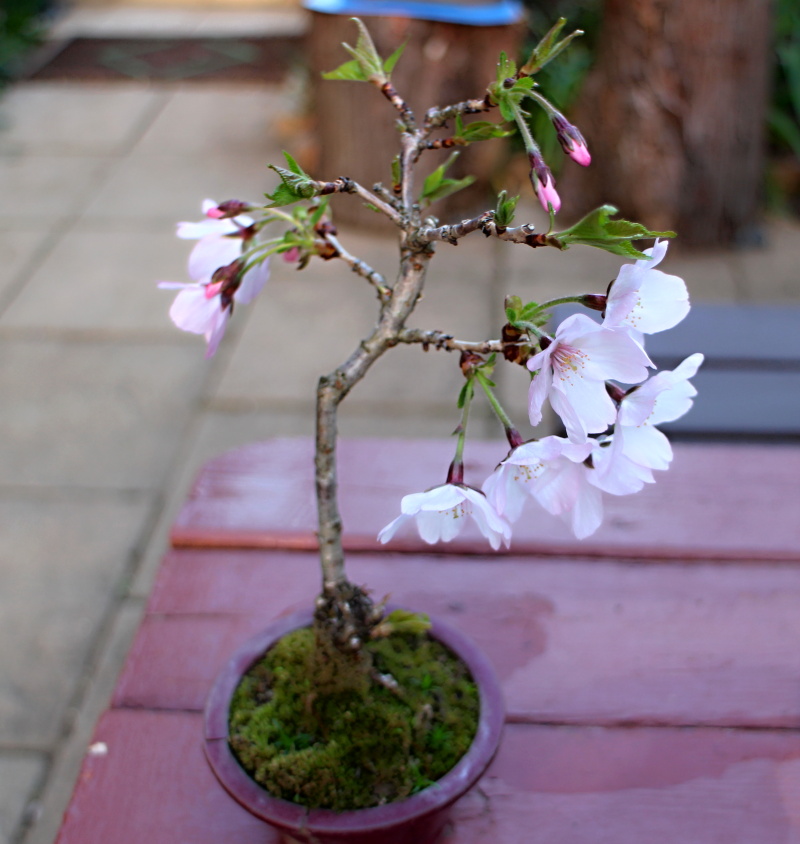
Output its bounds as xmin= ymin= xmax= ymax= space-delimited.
xmin=483 ymin=436 xmax=602 ymax=537
xmin=590 ymin=353 xmax=704 ymax=495
xmin=158 ymin=258 xmax=270 ymax=358
xmin=378 ymin=483 xmax=511 ymax=551
xmin=177 ymin=199 xmax=255 ymax=282
xmin=603 ymin=240 xmax=690 ymax=337
xmin=527 ymin=313 xmax=653 ymax=442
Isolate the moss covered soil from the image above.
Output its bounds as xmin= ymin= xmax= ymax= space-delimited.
xmin=228 ymin=626 xmax=479 ymax=811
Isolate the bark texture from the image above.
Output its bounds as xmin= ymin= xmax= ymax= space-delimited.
xmin=560 ymin=0 xmax=773 ymax=246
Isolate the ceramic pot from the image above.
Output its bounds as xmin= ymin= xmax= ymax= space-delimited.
xmin=204 ymin=608 xmax=504 ymax=844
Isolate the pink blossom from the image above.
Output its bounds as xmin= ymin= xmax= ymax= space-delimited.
xmin=158 ymin=258 xmax=270 ymax=358
xmin=378 ymin=483 xmax=511 ymax=551
xmin=176 ymin=200 xmax=256 ymax=282
xmin=527 ymin=313 xmax=653 ymax=443
xmin=483 ymin=436 xmax=602 ymax=538
xmin=603 ymin=240 xmax=690 ymax=337
xmin=590 ymin=354 xmax=704 ymax=494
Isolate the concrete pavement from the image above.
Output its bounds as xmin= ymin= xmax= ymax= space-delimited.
xmin=1 ymin=5 xmax=799 ymax=844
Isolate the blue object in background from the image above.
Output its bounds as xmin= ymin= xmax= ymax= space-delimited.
xmin=302 ymin=0 xmax=525 ymax=26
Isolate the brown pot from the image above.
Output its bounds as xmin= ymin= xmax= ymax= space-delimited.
xmin=204 ymin=607 xmax=505 ymax=844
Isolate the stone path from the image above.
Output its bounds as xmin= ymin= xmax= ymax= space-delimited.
xmin=1 ymin=5 xmax=799 ymax=844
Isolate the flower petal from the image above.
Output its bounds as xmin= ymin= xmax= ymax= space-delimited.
xmin=188 ymin=234 xmax=243 ymax=281
xmin=235 ymin=258 xmax=270 ymax=305
xmin=167 ymin=286 xmax=219 ymax=335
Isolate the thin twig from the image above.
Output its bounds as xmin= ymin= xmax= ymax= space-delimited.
xmin=413 ymin=213 xmax=492 ymax=246
xmin=313 ymin=177 xmax=404 ymax=227
xmin=379 ymin=80 xmax=417 ymax=132
xmin=423 ymin=96 xmax=493 ymax=132
xmin=397 ymin=328 xmax=509 ymax=354
xmin=415 ymin=212 xmax=561 ymax=249
xmin=324 ymin=233 xmax=391 ymax=302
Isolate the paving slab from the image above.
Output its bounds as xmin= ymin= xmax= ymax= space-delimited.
xmin=0 ymin=83 xmax=166 ymax=157
xmin=0 ymin=155 xmax=112 ymax=225
xmin=76 ymin=150 xmax=281 ymax=227
xmin=134 ymin=86 xmax=294 ymax=156
xmin=1 ymin=230 xmax=192 ymax=333
xmin=0 ymin=753 xmax=44 ymax=844
xmin=0 ymin=339 xmax=206 ymax=488
xmin=0 ymin=231 xmax=49 ymax=310
xmin=0 ymin=493 xmax=150 ymax=747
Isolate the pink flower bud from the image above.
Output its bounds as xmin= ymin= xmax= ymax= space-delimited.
xmin=205 ymin=199 xmax=252 ymax=220
xmin=528 ymin=152 xmax=562 ymax=214
xmin=552 ymin=114 xmax=591 ymax=167
xmin=283 ymin=246 xmax=301 ymax=263
xmin=536 ymin=172 xmax=561 ymax=214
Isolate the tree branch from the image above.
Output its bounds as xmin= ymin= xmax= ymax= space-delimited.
xmin=397 ymin=328 xmax=509 ymax=355
xmin=423 ymin=96 xmax=493 ymax=132
xmin=314 ymin=177 xmax=404 ymax=226
xmin=414 ymin=212 xmax=562 ymax=249
xmin=323 ymin=233 xmax=391 ymax=302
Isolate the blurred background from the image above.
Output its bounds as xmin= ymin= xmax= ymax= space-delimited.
xmin=0 ymin=1 xmax=798 ymax=843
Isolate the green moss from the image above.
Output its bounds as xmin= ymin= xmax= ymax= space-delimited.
xmin=229 ymin=627 xmax=479 ymax=810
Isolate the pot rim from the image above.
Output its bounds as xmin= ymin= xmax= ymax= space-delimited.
xmin=203 ymin=606 xmax=504 ymax=835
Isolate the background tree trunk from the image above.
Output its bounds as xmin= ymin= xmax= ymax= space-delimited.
xmin=559 ymin=0 xmax=773 ymax=247
xmin=307 ymin=12 xmax=524 ymax=230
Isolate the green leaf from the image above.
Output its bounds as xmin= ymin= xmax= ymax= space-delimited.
xmin=281 ymin=150 xmax=306 ymax=176
xmin=495 ymin=190 xmax=519 ymax=227
xmin=455 ymin=119 xmax=513 ymax=144
xmin=265 ymin=153 xmax=318 ymax=206
xmin=321 ymin=58 xmax=367 ymax=82
xmin=422 ymin=175 xmax=475 ymax=206
xmin=321 ymin=18 xmax=392 ymax=83
xmin=383 ymin=41 xmax=406 ymax=74
xmin=420 ymin=152 xmax=474 ymax=205
xmin=520 ymin=17 xmax=584 ymax=76
xmin=495 ymin=50 xmax=517 ymax=85
xmin=342 ymin=17 xmax=385 ymax=82
xmin=519 ymin=302 xmax=542 ymax=321
xmin=264 ymin=181 xmax=304 ymax=208
xmin=553 ymin=205 xmax=675 ymax=258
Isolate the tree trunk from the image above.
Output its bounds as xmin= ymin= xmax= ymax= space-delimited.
xmin=307 ymin=11 xmax=524 ymax=230
xmin=559 ymin=0 xmax=773 ymax=247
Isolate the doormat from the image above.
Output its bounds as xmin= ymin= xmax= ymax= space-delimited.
xmin=27 ymin=36 xmax=303 ymax=83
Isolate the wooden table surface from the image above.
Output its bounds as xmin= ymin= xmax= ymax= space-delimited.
xmin=55 ymin=438 xmax=800 ymax=844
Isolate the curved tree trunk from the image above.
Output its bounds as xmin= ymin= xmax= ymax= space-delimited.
xmin=560 ymin=0 xmax=773 ymax=247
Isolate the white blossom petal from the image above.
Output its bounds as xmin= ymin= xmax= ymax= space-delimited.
xmin=570 ymin=482 xmax=604 ymax=538
xmin=188 ymin=234 xmax=243 ymax=281
xmin=167 ymin=285 xmax=219 ymax=335
xmin=235 ymin=259 xmax=271 ymax=305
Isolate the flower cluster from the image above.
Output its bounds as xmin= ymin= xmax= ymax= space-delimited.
xmin=158 ymin=200 xmax=269 ymax=358
xmin=379 ymin=242 xmax=702 ymax=545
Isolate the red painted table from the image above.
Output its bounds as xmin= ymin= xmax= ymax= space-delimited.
xmin=56 ymin=438 xmax=800 ymax=843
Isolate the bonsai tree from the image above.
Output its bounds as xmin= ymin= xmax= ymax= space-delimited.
xmin=159 ymin=16 xmax=702 ymax=772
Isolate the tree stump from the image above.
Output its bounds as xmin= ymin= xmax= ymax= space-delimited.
xmin=559 ymin=0 xmax=773 ymax=247
xmin=306 ymin=11 xmax=525 ymax=230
